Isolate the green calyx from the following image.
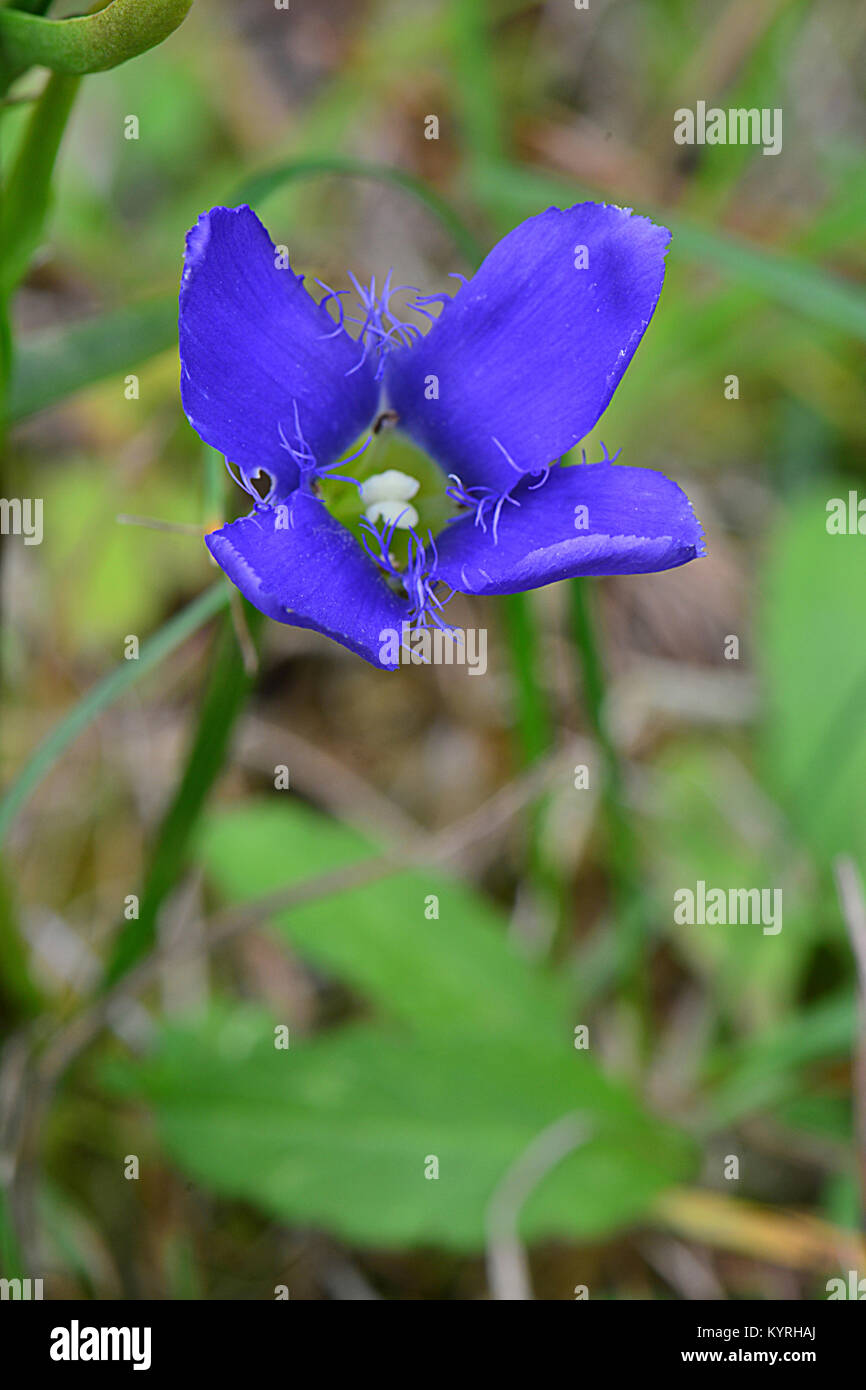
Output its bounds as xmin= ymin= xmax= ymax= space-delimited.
xmin=320 ymin=429 xmax=453 ymax=557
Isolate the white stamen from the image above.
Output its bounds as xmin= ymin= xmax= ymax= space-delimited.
xmin=361 ymin=470 xmax=421 ymax=530
xmin=360 ymin=469 xmax=420 ymax=505
xmin=365 ymin=499 xmax=419 ymax=529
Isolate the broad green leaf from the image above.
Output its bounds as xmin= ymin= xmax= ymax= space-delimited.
xmin=196 ymin=800 xmax=568 ymax=1042
xmin=760 ymin=487 xmax=866 ymax=866
xmin=178 ymin=802 xmax=696 ymax=1246
xmin=118 ymin=1005 xmax=696 ymax=1250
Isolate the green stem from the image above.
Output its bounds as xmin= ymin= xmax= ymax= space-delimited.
xmin=501 ymin=592 xmax=552 ymax=765
xmin=0 ymin=70 xmax=80 ymax=295
xmin=501 ymin=591 xmax=563 ymax=946
xmin=569 ymin=579 xmax=650 ymax=1043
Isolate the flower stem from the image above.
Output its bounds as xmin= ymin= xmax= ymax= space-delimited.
xmin=501 ymin=592 xmax=551 ymax=764
xmin=501 ymin=592 xmax=563 ymax=951
xmin=569 ymin=578 xmax=651 ymax=1049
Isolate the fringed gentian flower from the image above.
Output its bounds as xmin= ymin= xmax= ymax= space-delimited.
xmin=179 ymin=202 xmax=705 ymax=670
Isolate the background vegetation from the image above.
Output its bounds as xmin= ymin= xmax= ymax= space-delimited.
xmin=1 ymin=0 xmax=865 ymax=1299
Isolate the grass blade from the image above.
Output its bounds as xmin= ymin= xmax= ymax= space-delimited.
xmin=233 ymin=156 xmax=483 ymax=267
xmin=102 ymin=603 xmax=262 ymax=987
xmin=0 ymin=582 xmax=229 ymax=844
xmin=6 ymin=295 xmax=177 ymax=424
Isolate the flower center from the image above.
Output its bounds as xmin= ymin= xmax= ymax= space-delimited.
xmin=360 ymin=469 xmax=420 ymax=530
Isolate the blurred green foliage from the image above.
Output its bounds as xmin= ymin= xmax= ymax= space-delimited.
xmin=1 ymin=0 xmax=865 ymax=1299
xmin=112 ymin=799 xmax=695 ymax=1247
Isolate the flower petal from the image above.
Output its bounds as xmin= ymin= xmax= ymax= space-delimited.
xmin=433 ymin=460 xmax=705 ymax=594
xmin=206 ymin=494 xmax=410 ymax=669
xmin=386 ymin=203 xmax=670 ymax=492
xmin=180 ymin=205 xmax=379 ymax=499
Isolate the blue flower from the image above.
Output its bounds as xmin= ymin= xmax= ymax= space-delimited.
xmin=179 ymin=201 xmax=705 ymax=670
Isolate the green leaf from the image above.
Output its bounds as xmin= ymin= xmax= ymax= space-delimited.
xmin=6 ymin=295 xmax=177 ymax=423
xmin=760 ymin=487 xmax=866 ymax=866
xmin=0 ymin=0 xmax=192 ymax=80
xmin=117 ymin=1004 xmax=695 ymax=1250
xmin=196 ymin=799 xmax=567 ymax=1040
xmin=173 ymin=801 xmax=696 ymax=1247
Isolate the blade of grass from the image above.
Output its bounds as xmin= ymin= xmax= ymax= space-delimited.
xmin=0 ymin=582 xmax=230 ymax=845
xmin=233 ymin=156 xmax=483 ymax=268
xmin=651 ymin=1187 xmax=866 ymax=1273
xmin=446 ymin=0 xmax=504 ymax=170
xmin=570 ymin=578 xmax=650 ymax=1045
xmin=5 ymin=294 xmax=177 ymax=424
xmin=501 ymin=592 xmax=564 ymax=948
xmin=0 ymin=853 xmax=43 ymax=1020
xmin=102 ymin=602 xmax=263 ymax=988
xmin=701 ymin=993 xmax=854 ymax=1132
